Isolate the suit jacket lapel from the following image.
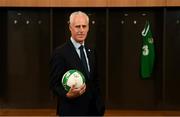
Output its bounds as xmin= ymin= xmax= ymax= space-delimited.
xmin=67 ymin=39 xmax=93 ymax=79
xmin=67 ymin=40 xmax=82 ymax=66
xmin=67 ymin=40 xmax=89 ymax=76
xmin=85 ymin=46 xmax=93 ymax=75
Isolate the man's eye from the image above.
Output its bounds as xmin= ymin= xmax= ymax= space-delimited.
xmin=75 ymin=25 xmax=87 ymax=28
xmin=75 ymin=26 xmax=80 ymax=28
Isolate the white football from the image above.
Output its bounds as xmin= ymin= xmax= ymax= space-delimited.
xmin=61 ymin=69 xmax=85 ymax=91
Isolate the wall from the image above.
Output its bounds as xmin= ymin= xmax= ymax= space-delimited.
xmin=1 ymin=8 xmax=180 ymax=110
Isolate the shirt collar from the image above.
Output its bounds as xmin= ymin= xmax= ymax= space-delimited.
xmin=70 ymin=37 xmax=84 ymax=49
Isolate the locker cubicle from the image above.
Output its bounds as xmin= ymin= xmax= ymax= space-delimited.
xmin=108 ymin=8 xmax=164 ymax=109
xmin=165 ymin=8 xmax=180 ymax=109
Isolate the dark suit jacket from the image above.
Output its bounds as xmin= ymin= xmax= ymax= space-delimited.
xmin=50 ymin=39 xmax=105 ymax=116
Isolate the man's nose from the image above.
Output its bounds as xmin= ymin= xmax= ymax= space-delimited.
xmin=79 ymin=26 xmax=84 ymax=31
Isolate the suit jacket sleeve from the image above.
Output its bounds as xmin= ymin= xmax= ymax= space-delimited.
xmin=49 ymin=47 xmax=67 ymax=99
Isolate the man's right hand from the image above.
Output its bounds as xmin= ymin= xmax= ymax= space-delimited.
xmin=66 ymin=83 xmax=86 ymax=99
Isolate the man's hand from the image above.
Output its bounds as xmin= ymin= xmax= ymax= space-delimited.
xmin=66 ymin=83 xmax=86 ymax=99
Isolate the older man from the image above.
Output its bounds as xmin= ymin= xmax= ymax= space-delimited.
xmin=50 ymin=11 xmax=105 ymax=116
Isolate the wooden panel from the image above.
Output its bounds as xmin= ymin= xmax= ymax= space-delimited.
xmin=1 ymin=0 xmax=180 ymax=7
xmin=1 ymin=0 xmax=178 ymax=7
xmin=108 ymin=0 xmax=165 ymax=7
xmin=108 ymin=0 xmax=136 ymax=7
xmin=0 ymin=109 xmax=56 ymax=116
xmin=87 ymin=0 xmax=107 ymax=7
xmin=1 ymin=0 xmax=49 ymax=7
xmin=51 ymin=0 xmax=87 ymax=7
xmin=136 ymin=0 xmax=165 ymax=6
xmin=105 ymin=110 xmax=180 ymax=116
xmin=51 ymin=0 xmax=106 ymax=7
xmin=0 ymin=0 xmax=6 ymax=6
xmin=1 ymin=109 xmax=180 ymax=116
xmin=167 ymin=0 xmax=180 ymax=6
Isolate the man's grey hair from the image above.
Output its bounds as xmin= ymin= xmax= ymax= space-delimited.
xmin=69 ymin=11 xmax=89 ymax=25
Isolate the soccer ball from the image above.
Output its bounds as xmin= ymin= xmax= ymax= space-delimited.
xmin=61 ymin=69 xmax=85 ymax=91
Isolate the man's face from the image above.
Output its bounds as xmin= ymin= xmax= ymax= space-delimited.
xmin=69 ymin=14 xmax=89 ymax=44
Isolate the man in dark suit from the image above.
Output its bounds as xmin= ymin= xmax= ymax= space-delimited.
xmin=50 ymin=11 xmax=105 ymax=116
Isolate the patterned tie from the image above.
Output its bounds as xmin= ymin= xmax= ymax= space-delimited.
xmin=79 ymin=45 xmax=89 ymax=76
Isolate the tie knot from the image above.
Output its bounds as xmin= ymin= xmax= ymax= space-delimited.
xmin=79 ymin=45 xmax=84 ymax=50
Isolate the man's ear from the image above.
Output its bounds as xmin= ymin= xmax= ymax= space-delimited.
xmin=69 ymin=25 xmax=71 ymax=31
